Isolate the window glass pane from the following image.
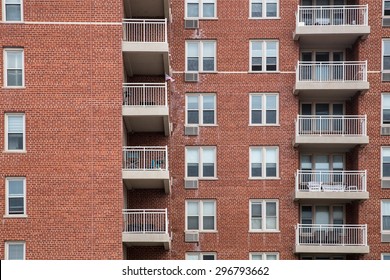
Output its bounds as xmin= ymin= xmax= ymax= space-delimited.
xmin=6 ymin=0 xmax=22 ymax=3
xmin=6 ymin=5 xmax=21 ymax=21
xmin=187 ymin=2 xmax=199 ymax=17
xmin=252 ymin=203 xmax=262 ymax=217
xmin=252 ymin=3 xmax=262 ymax=17
xmin=203 ymin=255 xmax=215 ymax=260
xmin=187 ymin=149 xmax=199 ymax=177
xmin=266 ymin=202 xmax=276 ymax=216
xmin=266 ymin=95 xmax=276 ymax=110
xmin=7 ymin=51 xmax=22 ymax=69
xmin=203 ymin=95 xmax=215 ymax=110
xmin=9 ymin=197 xmax=24 ymax=214
xmin=251 ymin=254 xmax=263 ymax=260
xmin=203 ymin=216 xmax=214 ymax=230
xmin=203 ymin=202 xmax=215 ymax=216
xmin=7 ymin=69 xmax=23 ymax=86
xmin=266 ymin=254 xmax=277 ymax=260
xmin=383 ymin=201 xmax=390 ymax=215
xmin=333 ymin=206 xmax=344 ymax=224
xmin=187 ymin=254 xmax=200 ymax=260
xmin=203 ymin=58 xmax=214 ymax=71
xmin=188 ymin=202 xmax=199 ymax=215
xmin=8 ymin=134 xmax=23 ymax=150
xmin=384 ymin=41 xmax=390 ymax=56
xmin=187 ymin=149 xmax=199 ymax=163
xmin=384 ymin=255 xmax=390 ymax=260
xmin=187 ymin=96 xmax=199 ymax=124
xmin=188 ymin=111 xmax=199 ymax=124
xmin=266 ymin=110 xmax=276 ymax=124
xmin=251 ymin=96 xmax=262 ymax=110
xmin=203 ymin=111 xmax=214 ymax=124
xmin=188 ymin=96 xmax=199 ymax=109
xmin=384 ymin=95 xmax=390 ymax=124
xmin=8 ymin=244 xmax=24 ymax=260
xmin=188 ymin=217 xmax=199 ymax=229
xmin=266 ymin=148 xmax=277 ymax=177
xmin=203 ymin=3 xmax=214 ymax=17
xmin=266 ymin=217 xmax=276 ymax=229
xmin=266 ymin=42 xmax=277 ymax=57
xmin=252 ymin=42 xmax=262 ymax=57
xmin=385 ymin=1 xmax=390 ymax=16
xmin=203 ymin=148 xmax=215 ymax=163
xmin=252 ymin=110 xmax=262 ymax=124
xmin=203 ymin=42 xmax=215 ymax=57
xmin=251 ymin=148 xmax=262 ymax=163
xmin=383 ymin=149 xmax=390 ymax=177
xmin=8 ymin=115 xmax=24 ymax=133
xmin=266 ymin=3 xmax=277 ymax=17
xmin=385 ymin=56 xmax=390 ymax=71
xmin=8 ymin=180 xmax=24 ymax=195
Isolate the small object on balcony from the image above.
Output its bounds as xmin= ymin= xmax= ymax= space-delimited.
xmin=307 ymin=181 xmax=321 ymax=191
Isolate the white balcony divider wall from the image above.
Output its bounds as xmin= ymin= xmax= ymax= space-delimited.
xmin=295 ymin=170 xmax=367 ymax=192
xmin=295 ymin=224 xmax=367 ymax=246
xmin=296 ymin=61 xmax=367 ymax=82
xmin=123 ymin=209 xmax=168 ymax=234
xmin=123 ymin=83 xmax=168 ymax=106
xmin=123 ymin=146 xmax=168 ymax=170
xmin=295 ymin=115 xmax=367 ymax=136
xmin=123 ymin=19 xmax=168 ymax=42
xmin=296 ymin=5 xmax=368 ymax=26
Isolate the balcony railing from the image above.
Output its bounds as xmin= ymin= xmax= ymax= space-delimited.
xmin=295 ymin=115 xmax=367 ymax=137
xmin=123 ymin=209 xmax=168 ymax=234
xmin=296 ymin=224 xmax=367 ymax=246
xmin=123 ymin=83 xmax=168 ymax=107
xmin=296 ymin=5 xmax=368 ymax=26
xmin=296 ymin=61 xmax=367 ymax=82
xmin=123 ymin=19 xmax=167 ymax=43
xmin=295 ymin=170 xmax=367 ymax=193
xmin=123 ymin=146 xmax=168 ymax=171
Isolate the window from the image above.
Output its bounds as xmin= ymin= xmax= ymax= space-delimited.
xmin=382 ymin=200 xmax=390 ymax=232
xmin=3 ymin=0 xmax=22 ymax=22
xmin=382 ymin=147 xmax=390 ymax=178
xmin=250 ymin=200 xmax=279 ymax=231
xmin=4 ymin=49 xmax=24 ymax=87
xmin=186 ymin=94 xmax=216 ymax=125
xmin=5 ymin=242 xmax=25 ymax=260
xmin=186 ymin=0 xmax=216 ymax=18
xmin=186 ymin=200 xmax=216 ymax=231
xmin=383 ymin=40 xmax=390 ymax=75
xmin=385 ymin=1 xmax=390 ymax=16
xmin=186 ymin=252 xmax=216 ymax=260
xmin=383 ymin=94 xmax=390 ymax=125
xmin=382 ymin=254 xmax=390 ymax=260
xmin=5 ymin=113 xmax=25 ymax=151
xmin=250 ymin=0 xmax=278 ymax=18
xmin=186 ymin=41 xmax=216 ymax=72
xmin=250 ymin=40 xmax=278 ymax=72
xmin=250 ymin=94 xmax=278 ymax=125
xmin=186 ymin=147 xmax=216 ymax=178
xmin=250 ymin=252 xmax=279 ymax=260
xmin=5 ymin=177 xmax=26 ymax=216
xmin=250 ymin=147 xmax=278 ymax=178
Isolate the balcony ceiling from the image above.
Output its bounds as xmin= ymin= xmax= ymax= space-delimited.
xmin=125 ymin=0 xmax=167 ymax=18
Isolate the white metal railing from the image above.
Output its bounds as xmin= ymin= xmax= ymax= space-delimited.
xmin=123 ymin=19 xmax=167 ymax=42
xmin=295 ymin=115 xmax=367 ymax=137
xmin=123 ymin=209 xmax=168 ymax=234
xmin=123 ymin=146 xmax=168 ymax=171
xmin=296 ymin=5 xmax=368 ymax=26
xmin=295 ymin=224 xmax=367 ymax=246
xmin=296 ymin=61 xmax=367 ymax=82
xmin=123 ymin=83 xmax=167 ymax=107
xmin=295 ymin=170 xmax=367 ymax=193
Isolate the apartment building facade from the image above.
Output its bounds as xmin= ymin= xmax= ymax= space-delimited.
xmin=1 ymin=0 xmax=390 ymax=260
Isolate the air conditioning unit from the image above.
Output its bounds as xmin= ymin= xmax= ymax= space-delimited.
xmin=185 ymin=19 xmax=199 ymax=29
xmin=184 ymin=179 xmax=199 ymax=189
xmin=383 ymin=18 xmax=390 ymax=27
xmin=382 ymin=73 xmax=390 ymax=82
xmin=185 ymin=72 xmax=199 ymax=82
xmin=185 ymin=125 xmax=199 ymax=136
xmin=382 ymin=179 xmax=390 ymax=189
xmin=185 ymin=231 xmax=199 ymax=242
xmin=382 ymin=233 xmax=390 ymax=242
xmin=381 ymin=126 xmax=390 ymax=136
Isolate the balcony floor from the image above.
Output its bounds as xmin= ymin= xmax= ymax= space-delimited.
xmin=294 ymin=191 xmax=369 ymax=201
xmin=123 ymin=170 xmax=171 ymax=194
xmin=122 ymin=232 xmax=171 ymax=250
xmin=295 ymin=245 xmax=369 ymax=254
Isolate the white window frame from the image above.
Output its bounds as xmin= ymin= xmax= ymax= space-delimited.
xmin=382 ymin=200 xmax=390 ymax=233
xmin=185 ymin=93 xmax=217 ymax=126
xmin=249 ymin=146 xmax=279 ymax=179
xmin=249 ymin=93 xmax=279 ymax=126
xmin=249 ymin=0 xmax=279 ymax=19
xmin=250 ymin=252 xmax=279 ymax=260
xmin=249 ymin=40 xmax=279 ymax=72
xmin=383 ymin=39 xmax=390 ymax=75
xmin=2 ymin=0 xmax=23 ymax=22
xmin=382 ymin=253 xmax=390 ymax=260
xmin=5 ymin=177 xmax=26 ymax=217
xmin=186 ymin=252 xmax=217 ymax=260
xmin=5 ymin=113 xmax=26 ymax=152
xmin=382 ymin=93 xmax=390 ymax=126
xmin=185 ymin=146 xmax=217 ymax=179
xmin=382 ymin=147 xmax=390 ymax=179
xmin=249 ymin=199 xmax=279 ymax=232
xmin=384 ymin=0 xmax=390 ymax=17
xmin=185 ymin=200 xmax=217 ymax=232
xmin=185 ymin=0 xmax=217 ymax=19
xmin=185 ymin=40 xmax=217 ymax=73
xmin=4 ymin=48 xmax=25 ymax=88
xmin=5 ymin=241 xmax=25 ymax=260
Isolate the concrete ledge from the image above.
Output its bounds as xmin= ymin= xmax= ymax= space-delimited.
xmin=122 ymin=233 xmax=171 ymax=250
xmin=294 ymin=81 xmax=369 ymax=95
xmin=294 ymin=191 xmax=369 ymax=201
xmin=294 ymin=135 xmax=369 ymax=146
xmin=295 ymin=245 xmax=369 ymax=254
xmin=122 ymin=41 xmax=169 ymax=53
xmin=294 ymin=25 xmax=370 ymax=40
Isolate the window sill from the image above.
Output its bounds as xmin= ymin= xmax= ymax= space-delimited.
xmin=3 ymin=214 xmax=28 ymax=218
xmin=248 ymin=177 xmax=280 ymax=180
xmin=249 ymin=230 xmax=280 ymax=233
xmin=249 ymin=124 xmax=280 ymax=127
xmin=2 ymin=21 xmax=24 ymax=24
xmin=2 ymin=86 xmax=26 ymax=89
xmin=3 ymin=150 xmax=27 ymax=154
xmin=248 ymin=17 xmax=281 ymax=20
xmin=184 ymin=17 xmax=218 ymax=21
xmin=185 ymin=124 xmax=218 ymax=127
xmin=248 ymin=71 xmax=280 ymax=74
xmin=186 ymin=230 xmax=218 ymax=233
xmin=185 ymin=177 xmax=219 ymax=181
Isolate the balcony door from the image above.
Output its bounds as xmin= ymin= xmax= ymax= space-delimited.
xmin=300 ymin=154 xmax=344 ymax=184
xmin=301 ymin=51 xmax=344 ymax=81
xmin=301 ymin=205 xmax=345 ymax=225
xmin=300 ymin=103 xmax=344 ymax=133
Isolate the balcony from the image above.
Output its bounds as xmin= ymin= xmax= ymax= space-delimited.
xmin=122 ymin=209 xmax=171 ymax=250
xmin=294 ymin=115 xmax=369 ymax=149
xmin=294 ymin=61 xmax=369 ymax=98
xmin=293 ymin=5 xmax=370 ymax=48
xmin=294 ymin=170 xmax=368 ymax=201
xmin=122 ymin=146 xmax=170 ymax=194
xmin=123 ymin=83 xmax=170 ymax=136
xmin=295 ymin=224 xmax=369 ymax=254
xmin=122 ymin=19 xmax=169 ymax=76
